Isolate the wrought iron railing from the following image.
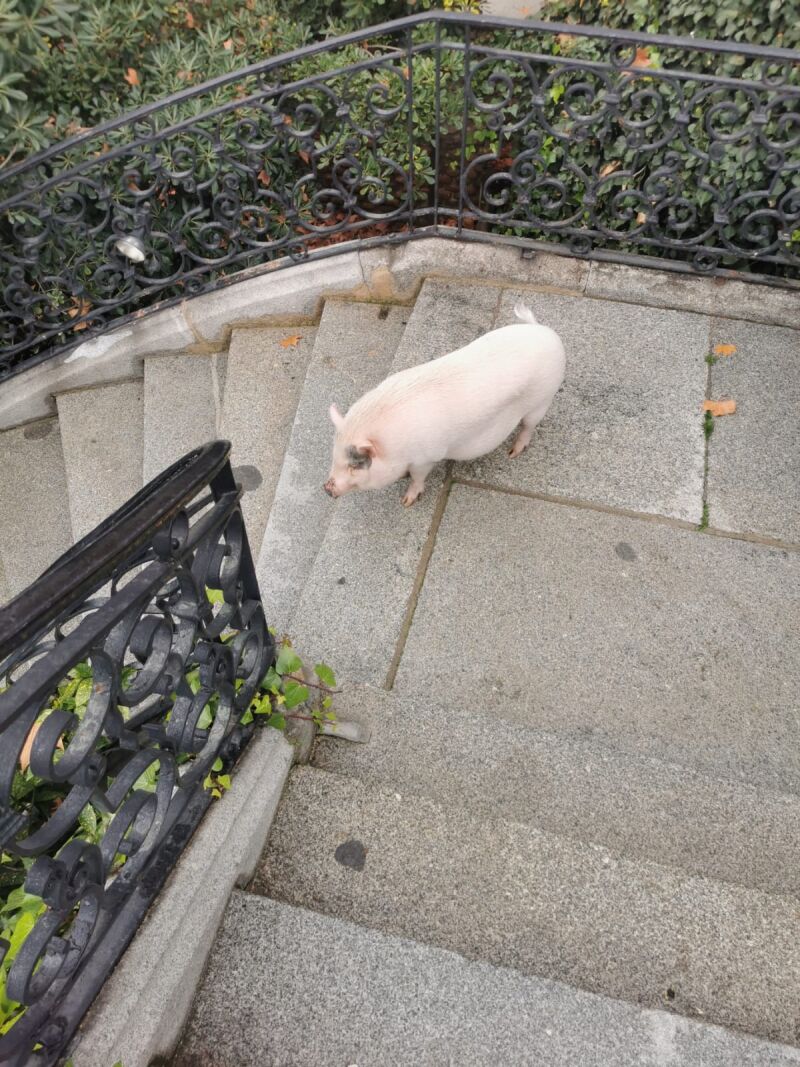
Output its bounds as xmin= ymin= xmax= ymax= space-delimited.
xmin=0 ymin=441 xmax=272 ymax=1067
xmin=1 ymin=10 xmax=798 ymax=383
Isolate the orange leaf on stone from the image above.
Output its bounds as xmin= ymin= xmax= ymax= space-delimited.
xmin=714 ymin=343 xmax=737 ymax=357
xmin=279 ymin=334 xmax=303 ymax=348
xmin=124 ymin=67 xmax=140 ymax=87
xmin=703 ymin=399 xmax=737 ymax=416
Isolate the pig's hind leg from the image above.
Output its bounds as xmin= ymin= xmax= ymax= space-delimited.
xmin=402 ymin=462 xmax=435 ymax=507
xmin=509 ymin=405 xmax=548 ymax=458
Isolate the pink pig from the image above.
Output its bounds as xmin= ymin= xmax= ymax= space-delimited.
xmin=324 ymin=303 xmax=565 ymax=506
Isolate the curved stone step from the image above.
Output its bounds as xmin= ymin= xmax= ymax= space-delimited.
xmin=255 ymin=300 xmax=406 ymax=635
xmin=175 ymin=892 xmax=800 ymax=1067
xmin=0 ymin=417 xmax=71 ymax=598
xmin=314 ymin=686 xmax=800 ymax=897
xmin=56 ymin=379 xmax=144 ymax=541
xmin=220 ymin=326 xmax=316 ymax=552
xmin=256 ymin=766 xmax=800 ymax=1047
xmin=142 ymin=352 xmax=223 ymax=484
xmin=287 ymin=280 xmax=503 ymax=684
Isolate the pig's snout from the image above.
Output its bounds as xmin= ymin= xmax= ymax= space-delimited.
xmin=323 ymin=478 xmax=336 ymax=498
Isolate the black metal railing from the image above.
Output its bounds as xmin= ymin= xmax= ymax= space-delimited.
xmin=0 ymin=441 xmax=273 ymax=1067
xmin=1 ymin=11 xmax=798 ymax=383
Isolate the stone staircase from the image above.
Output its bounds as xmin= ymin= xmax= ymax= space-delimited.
xmin=1 ymin=253 xmax=799 ymax=1064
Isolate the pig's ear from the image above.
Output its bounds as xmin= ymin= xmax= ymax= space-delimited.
xmin=328 ymin=403 xmax=345 ymax=429
xmin=346 ymin=442 xmax=374 ymax=470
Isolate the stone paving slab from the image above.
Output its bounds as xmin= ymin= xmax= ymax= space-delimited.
xmin=0 ymin=418 xmax=72 ymax=598
xmin=464 ymin=289 xmax=709 ymax=522
xmin=706 ymin=318 xmax=800 ymax=544
xmin=289 ymin=467 xmax=446 ymax=685
xmin=56 ymin=380 xmax=144 ymax=540
xmin=175 ymin=892 xmax=800 ymax=1067
xmin=586 ymin=262 xmax=800 ymax=330
xmin=255 ymin=301 xmax=406 ymax=635
xmin=389 ymin=277 xmax=500 ymax=372
xmin=258 ymin=767 xmax=800 ymax=1045
xmin=393 ymin=486 xmax=800 ymax=792
xmin=359 ymin=239 xmax=589 ymax=300
xmin=143 ymin=353 xmax=222 ymax=484
xmin=220 ymin=327 xmax=315 ymax=552
xmin=314 ymin=686 xmax=800 ymax=896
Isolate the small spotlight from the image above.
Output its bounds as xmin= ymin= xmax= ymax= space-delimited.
xmin=114 ymin=234 xmax=146 ymax=263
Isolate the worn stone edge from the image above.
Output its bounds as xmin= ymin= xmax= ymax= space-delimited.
xmin=4 ymin=236 xmax=797 ymax=430
xmin=68 ymin=727 xmax=294 ymax=1067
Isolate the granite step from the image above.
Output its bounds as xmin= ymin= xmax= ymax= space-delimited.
xmin=220 ymin=327 xmax=315 ymax=552
xmin=174 ymin=892 xmax=800 ymax=1067
xmin=256 ymin=766 xmax=800 ymax=1047
xmin=255 ymin=300 xmax=406 ymax=636
xmin=143 ymin=353 xmax=223 ymax=484
xmin=0 ymin=417 xmax=72 ymax=598
xmin=391 ymin=483 xmax=800 ymax=795
xmin=288 ymin=280 xmax=502 ymax=684
xmin=314 ymin=686 xmax=800 ymax=897
xmin=56 ymin=379 xmax=144 ymax=541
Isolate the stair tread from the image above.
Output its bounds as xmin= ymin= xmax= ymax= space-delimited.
xmin=56 ymin=380 xmax=144 ymax=541
xmin=289 ymin=280 xmax=501 ymax=684
xmin=143 ymin=353 xmax=221 ymax=484
xmin=256 ymin=766 xmax=800 ymax=1046
xmin=175 ymin=892 xmax=800 ymax=1067
xmin=314 ymin=686 xmax=800 ymax=896
xmin=255 ymin=300 xmax=406 ymax=635
xmin=220 ymin=326 xmax=315 ymax=551
xmin=0 ymin=418 xmax=72 ymax=597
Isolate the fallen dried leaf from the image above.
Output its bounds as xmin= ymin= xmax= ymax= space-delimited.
xmin=635 ymin=210 xmax=648 ymax=225
xmin=703 ymin=399 xmax=737 ymax=416
xmin=185 ymin=10 xmax=196 ymax=28
xmin=20 ymin=721 xmax=63 ymax=773
xmin=556 ymin=32 xmax=575 ymax=51
xmin=298 ymin=149 xmax=310 ymax=164
xmin=714 ymin=343 xmax=737 ymax=357
xmin=124 ymin=67 xmax=140 ymax=87
xmin=632 ymin=47 xmax=652 ymax=69
xmin=257 ymin=168 xmax=270 ymax=186
xmin=599 ymin=161 xmax=620 ymax=178
xmin=279 ymin=334 xmax=303 ymax=348
xmin=223 ymin=37 xmax=233 ymax=50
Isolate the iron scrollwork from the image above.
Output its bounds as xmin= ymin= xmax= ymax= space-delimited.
xmin=0 ymin=442 xmax=273 ymax=1066
xmin=1 ymin=14 xmax=798 ymax=383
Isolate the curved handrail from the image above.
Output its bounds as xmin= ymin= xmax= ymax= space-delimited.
xmin=0 ymin=439 xmax=232 ymax=662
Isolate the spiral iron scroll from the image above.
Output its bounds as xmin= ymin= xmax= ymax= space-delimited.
xmin=462 ymin=42 xmax=800 ymax=274
xmin=0 ymin=458 xmax=273 ymax=1066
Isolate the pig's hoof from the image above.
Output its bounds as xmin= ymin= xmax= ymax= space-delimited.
xmin=402 ymin=489 xmax=421 ymax=507
xmin=509 ymin=440 xmax=529 ymax=459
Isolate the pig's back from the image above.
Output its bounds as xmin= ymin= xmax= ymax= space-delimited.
xmin=349 ymin=321 xmax=564 ymax=462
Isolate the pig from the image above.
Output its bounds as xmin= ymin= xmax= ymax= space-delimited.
xmin=323 ymin=302 xmax=565 ymax=506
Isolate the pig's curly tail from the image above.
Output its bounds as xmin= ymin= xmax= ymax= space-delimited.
xmin=513 ymin=302 xmax=538 ymax=325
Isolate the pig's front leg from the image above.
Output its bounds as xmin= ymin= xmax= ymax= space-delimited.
xmin=402 ymin=462 xmax=435 ymax=507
